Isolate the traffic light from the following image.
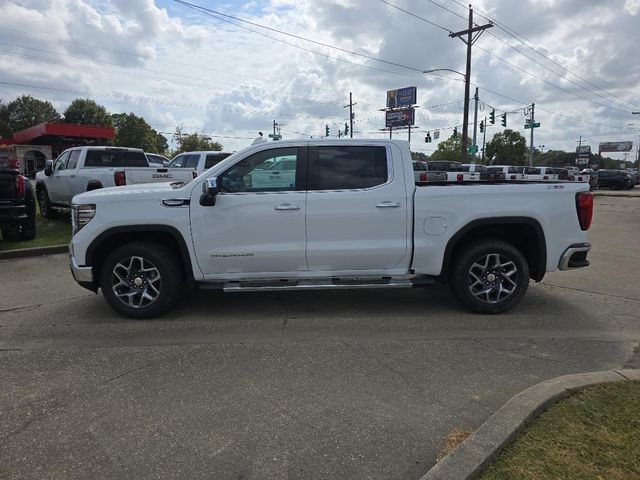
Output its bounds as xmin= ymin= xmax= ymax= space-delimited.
xmin=452 ymin=127 xmax=458 ymax=138
xmin=501 ymin=112 xmax=507 ymax=127
xmin=424 ymin=132 xmax=432 ymax=143
xmin=489 ymin=109 xmax=495 ymax=125
xmin=325 ymin=124 xmax=330 ymax=137
xmin=344 ymin=122 xmax=349 ymax=136
xmin=479 ymin=120 xmax=484 ymax=133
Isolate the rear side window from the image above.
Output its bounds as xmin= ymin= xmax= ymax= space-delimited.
xmin=85 ymin=150 xmax=148 ymax=167
xmin=508 ymin=167 xmax=522 ymax=174
xmin=205 ymin=153 xmax=231 ymax=169
xmin=310 ymin=146 xmax=388 ymax=190
xmin=525 ymin=167 xmax=541 ymax=174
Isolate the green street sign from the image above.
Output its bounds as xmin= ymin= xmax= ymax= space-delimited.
xmin=524 ymin=122 xmax=541 ymax=129
xmin=468 ymin=145 xmax=478 ymax=154
xmin=268 ymin=134 xmax=282 ymax=140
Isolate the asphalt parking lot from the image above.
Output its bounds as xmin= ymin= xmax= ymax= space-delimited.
xmin=1 ymin=196 xmax=639 ymax=480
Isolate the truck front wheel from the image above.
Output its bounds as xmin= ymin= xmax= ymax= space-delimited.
xmin=100 ymin=242 xmax=182 ymax=319
xmin=450 ymin=240 xmax=529 ymax=314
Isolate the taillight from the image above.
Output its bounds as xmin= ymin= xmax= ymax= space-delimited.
xmin=419 ymin=172 xmax=427 ymax=182
xmin=576 ymin=192 xmax=593 ymax=231
xmin=543 ymin=175 xmax=548 ymax=180
xmin=510 ymin=175 xmax=516 ymax=180
xmin=114 ymin=171 xmax=126 ymax=186
xmin=456 ymin=173 xmax=463 ymax=182
xmin=192 ymin=170 xmax=198 ymax=179
xmin=15 ymin=175 xmax=25 ymax=197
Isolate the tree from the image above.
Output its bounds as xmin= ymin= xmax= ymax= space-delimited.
xmin=64 ymin=98 xmax=112 ymax=126
xmin=173 ymin=127 xmax=223 ymax=155
xmin=429 ymin=134 xmax=472 ymax=162
xmin=411 ymin=151 xmax=429 ymax=162
xmin=0 ymin=95 xmax=61 ymax=138
xmin=485 ymin=129 xmax=527 ymax=165
xmin=111 ymin=112 xmax=167 ymax=153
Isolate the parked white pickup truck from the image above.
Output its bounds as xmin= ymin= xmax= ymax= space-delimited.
xmin=35 ymin=146 xmax=196 ymax=218
xmin=68 ymin=139 xmax=593 ymax=319
xmin=169 ymin=150 xmax=233 ymax=176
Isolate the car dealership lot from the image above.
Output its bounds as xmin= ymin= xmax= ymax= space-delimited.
xmin=1 ymin=196 xmax=639 ymax=480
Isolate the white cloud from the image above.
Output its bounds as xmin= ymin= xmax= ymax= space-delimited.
xmin=0 ymin=0 xmax=638 ymax=155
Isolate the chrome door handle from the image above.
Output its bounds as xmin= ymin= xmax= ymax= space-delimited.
xmin=274 ymin=203 xmax=301 ymax=211
xmin=376 ymin=201 xmax=401 ymax=208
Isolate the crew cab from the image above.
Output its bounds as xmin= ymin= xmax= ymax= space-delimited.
xmin=35 ymin=146 xmax=196 ymax=218
xmin=169 ymin=151 xmax=234 ymax=176
xmin=0 ymin=158 xmax=36 ymax=241
xmin=68 ymin=139 xmax=593 ymax=319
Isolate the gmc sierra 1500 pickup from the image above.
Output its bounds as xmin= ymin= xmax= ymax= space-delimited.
xmin=68 ymin=139 xmax=593 ymax=319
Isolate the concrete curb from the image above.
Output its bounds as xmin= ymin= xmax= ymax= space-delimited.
xmin=420 ymin=368 xmax=640 ymax=480
xmin=0 ymin=245 xmax=67 ymax=260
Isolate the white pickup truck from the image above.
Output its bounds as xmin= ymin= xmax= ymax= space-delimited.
xmin=68 ymin=139 xmax=593 ymax=319
xmin=35 ymin=146 xmax=196 ymax=218
xmin=169 ymin=150 xmax=233 ymax=176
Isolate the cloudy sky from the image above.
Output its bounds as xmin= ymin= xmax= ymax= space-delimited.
xmin=1 ymin=0 xmax=639 ymax=158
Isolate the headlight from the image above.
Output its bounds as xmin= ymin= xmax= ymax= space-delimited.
xmin=72 ymin=204 xmax=96 ymax=234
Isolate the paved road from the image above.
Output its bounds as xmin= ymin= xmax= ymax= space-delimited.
xmin=1 ymin=197 xmax=639 ymax=480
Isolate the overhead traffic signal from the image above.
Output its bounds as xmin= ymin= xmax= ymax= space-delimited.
xmin=452 ymin=127 xmax=458 ymax=138
xmin=424 ymin=131 xmax=432 ymax=143
xmin=344 ymin=122 xmax=349 ymax=136
xmin=489 ymin=109 xmax=495 ymax=125
xmin=501 ymin=112 xmax=507 ymax=127
xmin=325 ymin=124 xmax=330 ymax=137
xmin=479 ymin=120 xmax=484 ymax=133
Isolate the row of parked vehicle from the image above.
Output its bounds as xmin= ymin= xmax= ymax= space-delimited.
xmin=411 ymin=160 xmax=639 ymax=191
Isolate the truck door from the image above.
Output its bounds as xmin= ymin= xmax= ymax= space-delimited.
xmin=190 ymin=146 xmax=308 ymax=276
xmin=60 ymin=150 xmax=81 ymax=203
xmin=47 ymin=151 xmax=71 ymax=203
xmin=305 ymin=144 xmax=409 ymax=272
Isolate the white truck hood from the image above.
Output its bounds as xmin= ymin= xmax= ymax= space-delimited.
xmin=73 ymin=181 xmax=189 ymax=204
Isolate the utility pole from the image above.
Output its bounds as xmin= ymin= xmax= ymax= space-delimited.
xmin=528 ymin=103 xmax=535 ymax=166
xmin=472 ymin=87 xmax=479 ymax=150
xmin=576 ymin=135 xmax=583 ymax=167
xmin=449 ymin=7 xmax=493 ymax=162
xmin=481 ymin=116 xmax=487 ymax=164
xmin=343 ymin=92 xmax=357 ymax=138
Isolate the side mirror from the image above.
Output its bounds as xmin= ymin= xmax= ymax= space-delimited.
xmin=44 ymin=160 xmax=53 ymax=176
xmin=200 ymin=177 xmax=219 ymax=206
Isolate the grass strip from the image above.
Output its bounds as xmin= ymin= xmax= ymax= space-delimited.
xmin=0 ymin=209 xmax=71 ymax=251
xmin=480 ymin=380 xmax=640 ymax=480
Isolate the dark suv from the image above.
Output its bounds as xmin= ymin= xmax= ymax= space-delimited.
xmin=596 ymin=169 xmax=633 ymax=190
xmin=0 ymin=158 xmax=36 ymax=241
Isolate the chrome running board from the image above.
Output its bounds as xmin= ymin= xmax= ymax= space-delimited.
xmin=221 ymin=278 xmax=420 ymax=293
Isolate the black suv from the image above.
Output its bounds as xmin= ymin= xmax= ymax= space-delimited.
xmin=0 ymin=158 xmax=36 ymax=241
xmin=596 ymin=169 xmax=633 ymax=190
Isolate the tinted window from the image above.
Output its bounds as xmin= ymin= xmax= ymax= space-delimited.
xmin=508 ymin=167 xmax=522 ymax=174
xmin=67 ymin=150 xmax=80 ymax=170
xmin=185 ymin=154 xmax=200 ymax=169
xmin=486 ymin=167 xmax=502 ymax=174
xmin=311 ymin=146 xmax=387 ymax=190
xmin=169 ymin=155 xmax=185 ymax=168
xmin=427 ymin=161 xmax=461 ymax=171
xmin=524 ymin=167 xmax=540 ymax=174
xmin=84 ymin=150 xmax=148 ymax=167
xmin=205 ymin=153 xmax=231 ymax=169
xmin=220 ymin=147 xmax=298 ymax=193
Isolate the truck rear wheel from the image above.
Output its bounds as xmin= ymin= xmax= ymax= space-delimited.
xmin=100 ymin=242 xmax=182 ymax=319
xmin=450 ymin=239 xmax=529 ymax=314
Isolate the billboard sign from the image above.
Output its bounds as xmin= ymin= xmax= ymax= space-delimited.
xmin=386 ymin=86 xmax=417 ymax=109
xmin=385 ymin=108 xmax=415 ymax=128
xmin=598 ymin=141 xmax=633 ymax=153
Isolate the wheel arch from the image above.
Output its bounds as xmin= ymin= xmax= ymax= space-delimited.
xmin=86 ymin=225 xmax=195 ymax=288
xmin=86 ymin=180 xmax=103 ymax=191
xmin=441 ymin=217 xmax=547 ymax=283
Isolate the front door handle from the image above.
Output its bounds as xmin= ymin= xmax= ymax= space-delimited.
xmin=376 ymin=201 xmax=401 ymax=208
xmin=274 ymin=203 xmax=301 ymax=211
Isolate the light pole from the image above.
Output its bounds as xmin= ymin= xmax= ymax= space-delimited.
xmin=424 ymin=68 xmax=468 ymax=161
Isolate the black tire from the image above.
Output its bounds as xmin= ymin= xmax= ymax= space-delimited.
xmin=37 ymin=188 xmax=57 ymax=219
xmin=450 ymin=239 xmax=530 ymax=314
xmin=20 ymin=183 xmax=37 ymax=240
xmin=100 ymin=242 xmax=183 ymax=319
xmin=1 ymin=225 xmax=20 ymax=241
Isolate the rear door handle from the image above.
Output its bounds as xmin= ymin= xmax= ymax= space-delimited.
xmin=274 ymin=203 xmax=301 ymax=211
xmin=376 ymin=201 xmax=401 ymax=208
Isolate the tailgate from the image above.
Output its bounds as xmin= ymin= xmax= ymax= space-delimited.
xmin=125 ymin=168 xmax=194 ymax=184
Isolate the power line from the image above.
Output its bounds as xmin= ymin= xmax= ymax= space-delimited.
xmin=379 ymin=0 xmax=452 ymax=33
xmin=174 ymin=0 xmax=425 ymax=73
